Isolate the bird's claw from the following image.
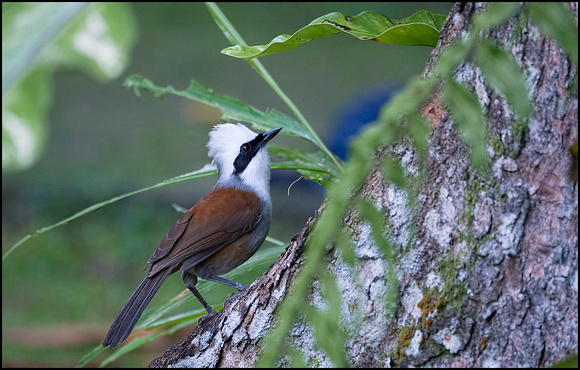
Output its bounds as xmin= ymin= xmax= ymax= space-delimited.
xmin=197 ymin=310 xmax=217 ymax=326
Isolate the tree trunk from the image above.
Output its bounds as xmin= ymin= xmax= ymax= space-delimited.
xmin=149 ymin=2 xmax=578 ymax=367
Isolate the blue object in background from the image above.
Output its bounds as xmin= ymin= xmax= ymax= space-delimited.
xmin=271 ymin=84 xmax=400 ymax=200
xmin=328 ymin=84 xmax=401 ymax=160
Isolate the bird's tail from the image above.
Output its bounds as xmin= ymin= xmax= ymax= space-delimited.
xmin=103 ymin=268 xmax=172 ymax=348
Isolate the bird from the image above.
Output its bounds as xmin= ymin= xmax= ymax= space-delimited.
xmin=102 ymin=123 xmax=283 ymax=348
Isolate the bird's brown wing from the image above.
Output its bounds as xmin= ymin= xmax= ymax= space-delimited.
xmin=145 ymin=187 xmax=261 ymax=276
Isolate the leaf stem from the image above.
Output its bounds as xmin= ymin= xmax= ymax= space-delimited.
xmin=3 ymin=165 xmax=217 ymax=261
xmin=205 ymin=2 xmax=343 ymax=172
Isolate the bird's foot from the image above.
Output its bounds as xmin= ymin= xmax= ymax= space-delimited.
xmin=197 ymin=310 xmax=216 ymax=326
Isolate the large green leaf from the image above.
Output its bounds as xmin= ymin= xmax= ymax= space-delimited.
xmin=124 ymin=75 xmax=316 ymax=144
xmin=221 ymin=10 xmax=447 ymax=60
xmin=2 ymin=2 xmax=137 ymax=172
xmin=2 ymin=2 xmax=85 ymax=93
xmin=2 ymin=2 xmax=137 ymax=91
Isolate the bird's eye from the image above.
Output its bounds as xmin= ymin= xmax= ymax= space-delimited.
xmin=241 ymin=144 xmax=251 ymax=153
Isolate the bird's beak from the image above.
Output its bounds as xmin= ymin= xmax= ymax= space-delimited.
xmin=260 ymin=127 xmax=283 ymax=145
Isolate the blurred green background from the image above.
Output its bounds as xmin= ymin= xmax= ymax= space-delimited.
xmin=2 ymin=2 xmax=452 ymax=367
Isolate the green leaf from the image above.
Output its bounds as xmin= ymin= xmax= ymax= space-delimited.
xmin=379 ymin=77 xmax=435 ymax=123
xmin=335 ymin=229 xmax=356 ymax=266
xmin=76 ymin=345 xmax=107 ymax=368
xmin=140 ymin=244 xmax=287 ymax=332
xmin=286 ymin=344 xmax=308 ymax=368
xmin=350 ymin=79 xmax=435 ymax=162
xmin=270 ymin=146 xmax=341 ymax=184
xmin=407 ymin=113 xmax=430 ymax=156
xmin=303 ymin=270 xmax=348 ymax=367
xmin=355 ymin=199 xmax=399 ymax=315
xmin=221 ymin=10 xmax=447 ymax=60
xmin=443 ymin=79 xmax=488 ymax=169
xmin=3 ymin=164 xmax=218 ymax=261
xmin=303 ymin=302 xmax=345 ymax=367
xmin=2 ymin=66 xmax=51 ymax=172
xmin=143 ymin=310 xmax=205 ymax=330
xmin=99 ymin=317 xmax=198 ymax=368
xmin=382 ymin=156 xmax=407 ymax=188
xmin=552 ymin=354 xmax=578 ymax=368
xmin=526 ymin=2 xmax=578 ymax=65
xmin=45 ymin=2 xmax=138 ymax=82
xmin=356 ymin=197 xmax=399 ymax=316
xmin=472 ymin=2 xmax=521 ymax=34
xmin=432 ymin=41 xmax=472 ymax=77
xmin=384 ymin=254 xmax=400 ymax=316
xmin=357 ymin=199 xmax=392 ymax=256
xmin=124 ymin=75 xmax=316 ymax=144
xmin=2 ymin=2 xmax=86 ymax=93
xmin=82 ymin=243 xmax=287 ymax=366
xmin=318 ymin=270 xmax=343 ymax=337
xmin=475 ymin=40 xmax=531 ymax=119
xmin=206 ymin=3 xmax=342 ymax=173
xmin=2 ymin=2 xmax=137 ymax=172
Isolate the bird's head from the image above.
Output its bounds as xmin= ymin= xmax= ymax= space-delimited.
xmin=207 ymin=123 xmax=282 ymax=200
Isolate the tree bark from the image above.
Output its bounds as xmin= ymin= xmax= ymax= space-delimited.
xmin=149 ymin=2 xmax=578 ymax=367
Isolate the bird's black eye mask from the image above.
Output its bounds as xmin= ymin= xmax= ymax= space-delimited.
xmin=233 ymin=134 xmax=264 ymax=175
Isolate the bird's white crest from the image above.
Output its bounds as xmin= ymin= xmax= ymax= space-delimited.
xmin=207 ymin=123 xmax=272 ymax=201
